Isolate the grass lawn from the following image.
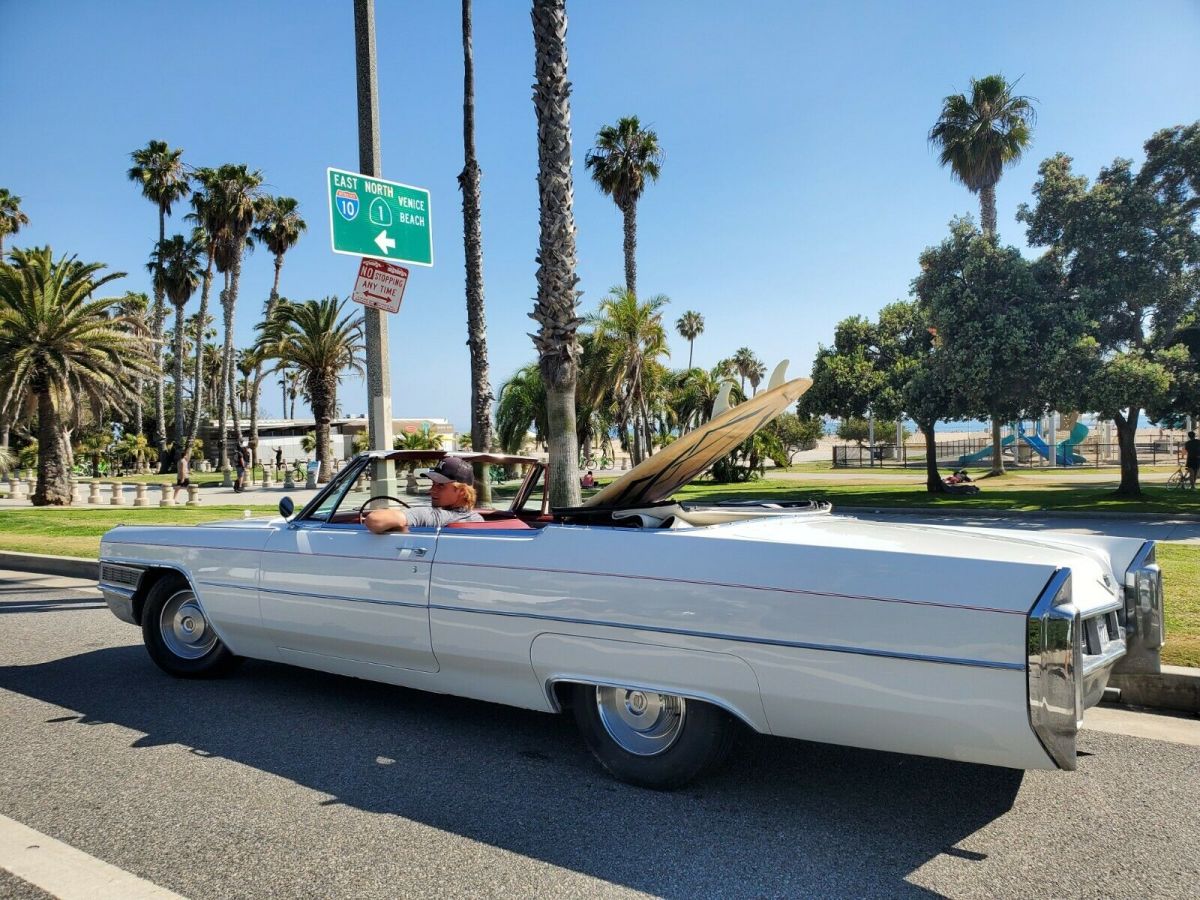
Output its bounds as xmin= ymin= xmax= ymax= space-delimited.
xmin=1 ymin=498 xmax=1195 ymax=668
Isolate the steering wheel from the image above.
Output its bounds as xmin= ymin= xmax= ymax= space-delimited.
xmin=358 ymin=494 xmax=410 ymax=524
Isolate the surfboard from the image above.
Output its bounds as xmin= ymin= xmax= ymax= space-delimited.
xmin=582 ymin=363 xmax=811 ymax=509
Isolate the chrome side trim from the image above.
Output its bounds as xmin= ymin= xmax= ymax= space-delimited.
xmin=1026 ymin=569 xmax=1081 ymax=770
xmin=1119 ymin=541 xmax=1164 ymax=674
xmin=253 ymin=583 xmax=427 ymax=610
xmin=431 ymin=603 xmax=1023 ymax=671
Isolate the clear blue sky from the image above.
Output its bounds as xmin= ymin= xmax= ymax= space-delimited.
xmin=3 ymin=0 xmax=1198 ymax=432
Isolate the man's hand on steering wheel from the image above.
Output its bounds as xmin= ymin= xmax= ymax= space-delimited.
xmin=358 ymin=494 xmax=411 ymax=525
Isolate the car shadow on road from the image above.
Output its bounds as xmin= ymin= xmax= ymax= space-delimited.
xmin=0 ymin=647 xmax=1021 ymax=898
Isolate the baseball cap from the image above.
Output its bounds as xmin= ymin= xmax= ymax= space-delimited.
xmin=422 ymin=456 xmax=474 ymax=486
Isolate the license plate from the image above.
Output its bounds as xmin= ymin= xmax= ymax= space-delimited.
xmin=1094 ymin=618 xmax=1110 ymax=652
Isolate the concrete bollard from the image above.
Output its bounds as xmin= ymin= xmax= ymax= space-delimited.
xmin=88 ymin=480 xmax=102 ymax=504
xmin=26 ymin=477 xmax=36 ymax=498
xmin=134 ymin=483 xmax=149 ymax=507
xmin=74 ymin=481 xmax=87 ymax=504
xmin=159 ymin=483 xmax=174 ymax=507
xmin=261 ymin=469 xmax=271 ymax=489
xmin=110 ymin=480 xmax=124 ymax=505
xmin=186 ymin=484 xmax=200 ymax=507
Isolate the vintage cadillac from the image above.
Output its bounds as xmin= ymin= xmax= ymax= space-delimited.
xmin=99 ymin=372 xmax=1165 ymax=789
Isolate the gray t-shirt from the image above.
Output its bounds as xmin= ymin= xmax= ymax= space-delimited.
xmin=405 ymin=506 xmax=483 ymax=529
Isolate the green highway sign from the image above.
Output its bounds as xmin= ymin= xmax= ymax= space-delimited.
xmin=327 ymin=167 xmax=433 ymax=266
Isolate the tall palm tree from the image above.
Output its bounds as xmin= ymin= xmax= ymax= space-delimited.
xmin=206 ymin=164 xmax=261 ymax=480
xmin=531 ymin=0 xmax=582 ymax=507
xmin=587 ymin=287 xmax=670 ymax=466
xmin=731 ymin=346 xmax=759 ymax=394
xmin=929 ymin=74 xmax=1036 ymax=238
xmin=459 ymin=0 xmax=495 ymax=503
xmin=675 ymin=310 xmax=704 ymax=369
xmin=127 ymin=141 xmax=190 ymax=464
xmin=112 ymin=291 xmax=151 ymax=454
xmin=255 ymin=297 xmax=364 ymax=482
xmin=251 ymin=195 xmax=305 ymax=463
xmin=747 ymin=359 xmax=767 ymax=395
xmin=585 ymin=116 xmax=663 ymax=298
xmin=929 ymin=74 xmax=1035 ymax=473
xmin=182 ymin=175 xmax=221 ymax=465
xmin=151 ymin=232 xmax=204 ymax=447
xmin=0 ymin=188 xmax=30 ymax=257
xmin=0 ymin=248 xmax=155 ymax=504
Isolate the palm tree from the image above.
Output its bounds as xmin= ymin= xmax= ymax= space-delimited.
xmin=205 ymin=164 xmax=261 ymax=480
xmin=151 ymin=232 xmax=204 ymax=447
xmin=587 ymin=287 xmax=670 ymax=466
xmin=929 ymin=74 xmax=1035 ymax=473
xmin=0 ymin=248 xmax=155 ymax=504
xmin=747 ymin=359 xmax=767 ymax=395
xmin=182 ymin=173 xmax=221 ymax=465
xmin=585 ymin=116 xmax=663 ymax=298
xmin=675 ymin=310 xmax=704 ymax=369
xmin=256 ymin=297 xmax=364 ymax=482
xmin=112 ymin=291 xmax=151 ymax=449
xmin=531 ymin=0 xmax=582 ymax=508
xmin=496 ymin=364 xmax=547 ymax=454
xmin=731 ymin=346 xmax=759 ymax=394
xmin=928 ymin=74 xmax=1036 ymax=238
xmin=459 ymin=0 xmax=495 ymax=503
xmin=251 ymin=195 xmax=305 ymax=463
xmin=0 ymin=188 xmax=30 ymax=257
xmin=128 ymin=141 xmax=190 ymax=464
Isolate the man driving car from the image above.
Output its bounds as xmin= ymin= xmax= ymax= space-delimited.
xmin=363 ymin=456 xmax=483 ymax=533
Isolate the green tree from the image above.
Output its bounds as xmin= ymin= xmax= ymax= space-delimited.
xmin=251 ymin=195 xmax=306 ymax=466
xmin=731 ymin=346 xmax=760 ymax=395
xmin=151 ymin=232 xmax=204 ymax=448
xmin=675 ymin=310 xmax=704 ymax=369
xmin=256 ymin=297 xmax=364 ymax=482
xmin=928 ymin=74 xmax=1036 ymax=237
xmin=458 ymin=0 xmax=496 ymax=503
xmin=128 ymin=141 xmax=190 ymax=463
xmin=0 ymin=188 xmax=30 ymax=257
xmin=586 ymin=287 xmax=670 ymax=465
xmin=768 ymin=411 xmax=824 ymax=463
xmin=804 ymin=302 xmax=949 ymax=492
xmin=1018 ymin=127 xmax=1200 ymax=493
xmin=112 ymin=290 xmax=151 ymax=450
xmin=496 ymin=364 xmax=548 ymax=454
xmin=836 ymin=417 xmax=903 ymax=446
xmin=0 ymin=248 xmax=156 ymax=504
xmin=585 ymin=115 xmax=663 ymax=298
xmin=531 ymin=0 xmax=582 ymax=508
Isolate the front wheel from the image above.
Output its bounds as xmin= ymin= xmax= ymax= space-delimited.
xmin=572 ymin=684 xmax=735 ymax=790
xmin=141 ymin=575 xmax=240 ymax=678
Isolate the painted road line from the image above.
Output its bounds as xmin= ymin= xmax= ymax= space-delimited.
xmin=0 ymin=813 xmax=187 ymax=900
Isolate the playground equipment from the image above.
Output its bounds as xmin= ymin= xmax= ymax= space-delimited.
xmin=1018 ymin=419 xmax=1089 ymax=465
xmin=957 ymin=434 xmax=1016 ymax=467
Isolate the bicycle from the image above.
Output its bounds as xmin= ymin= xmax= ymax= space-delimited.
xmin=1168 ymin=460 xmax=1194 ymax=490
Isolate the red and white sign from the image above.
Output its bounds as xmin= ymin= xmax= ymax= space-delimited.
xmin=351 ymin=258 xmax=409 ymax=313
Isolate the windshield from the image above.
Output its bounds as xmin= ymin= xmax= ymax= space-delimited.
xmin=299 ymin=457 xmax=371 ymax=522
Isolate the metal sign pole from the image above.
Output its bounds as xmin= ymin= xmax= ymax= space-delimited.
xmin=354 ymin=0 xmax=395 ymax=495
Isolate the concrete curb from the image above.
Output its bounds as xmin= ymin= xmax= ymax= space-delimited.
xmin=0 ymin=551 xmax=99 ymax=581
xmin=836 ymin=505 xmax=1200 ymax=522
xmin=0 ymin=549 xmax=1196 ymax=714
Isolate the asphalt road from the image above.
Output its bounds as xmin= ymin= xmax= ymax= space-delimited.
xmin=1 ymin=573 xmax=1199 ymax=899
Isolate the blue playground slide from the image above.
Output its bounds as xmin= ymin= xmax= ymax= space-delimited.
xmin=958 ymin=434 xmax=1015 ymax=467
xmin=1019 ymin=422 xmax=1088 ymax=465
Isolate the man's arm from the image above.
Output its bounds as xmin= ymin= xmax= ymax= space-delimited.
xmin=364 ymin=508 xmax=409 ymax=533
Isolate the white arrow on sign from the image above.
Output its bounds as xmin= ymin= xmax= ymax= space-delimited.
xmin=374 ymin=230 xmax=396 ymax=255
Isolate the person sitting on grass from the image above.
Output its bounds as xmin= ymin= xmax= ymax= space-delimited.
xmin=363 ymin=457 xmax=483 ymax=533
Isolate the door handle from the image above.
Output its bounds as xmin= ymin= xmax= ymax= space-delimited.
xmin=399 ymin=546 xmax=428 ymax=559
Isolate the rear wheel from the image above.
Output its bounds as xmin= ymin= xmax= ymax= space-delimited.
xmin=141 ymin=575 xmax=240 ymax=678
xmin=571 ymin=683 xmax=734 ymax=789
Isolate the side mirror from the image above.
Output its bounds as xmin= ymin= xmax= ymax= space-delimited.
xmin=278 ymin=496 xmax=294 ymax=520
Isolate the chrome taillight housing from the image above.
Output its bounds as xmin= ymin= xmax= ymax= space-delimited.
xmin=1119 ymin=542 xmax=1165 ymax=674
xmin=1027 ymin=570 xmax=1082 ymax=770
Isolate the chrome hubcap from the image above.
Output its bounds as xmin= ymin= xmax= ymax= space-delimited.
xmin=159 ymin=589 xmax=217 ymax=659
xmin=595 ymin=686 xmax=686 ymax=756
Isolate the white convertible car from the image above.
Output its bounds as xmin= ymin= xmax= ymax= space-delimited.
xmin=99 ymin=375 xmax=1164 ymax=789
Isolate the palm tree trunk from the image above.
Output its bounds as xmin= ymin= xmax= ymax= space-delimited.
xmin=250 ymin=256 xmax=285 ymax=467
xmin=183 ymin=253 xmax=215 ymax=463
xmin=1114 ymin=409 xmax=1141 ymax=496
xmin=310 ymin=372 xmax=336 ymax=483
xmin=622 ymin=200 xmax=637 ymax=298
xmin=531 ymin=0 xmax=582 ymax=510
xmin=33 ymin=387 xmax=70 ymax=506
xmin=151 ymin=209 xmax=167 ymax=465
xmin=215 ymin=272 xmax=232 ymax=479
xmin=687 ymin=338 xmax=694 ymax=370
xmin=920 ymin=422 xmax=947 ymax=493
xmin=990 ymin=416 xmax=1005 ymax=475
xmin=228 ymin=359 xmax=241 ymax=449
xmin=980 ymin=183 xmax=998 ymax=237
xmin=460 ymin=0 xmax=495 ymax=504
xmin=173 ymin=301 xmax=186 ymax=446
